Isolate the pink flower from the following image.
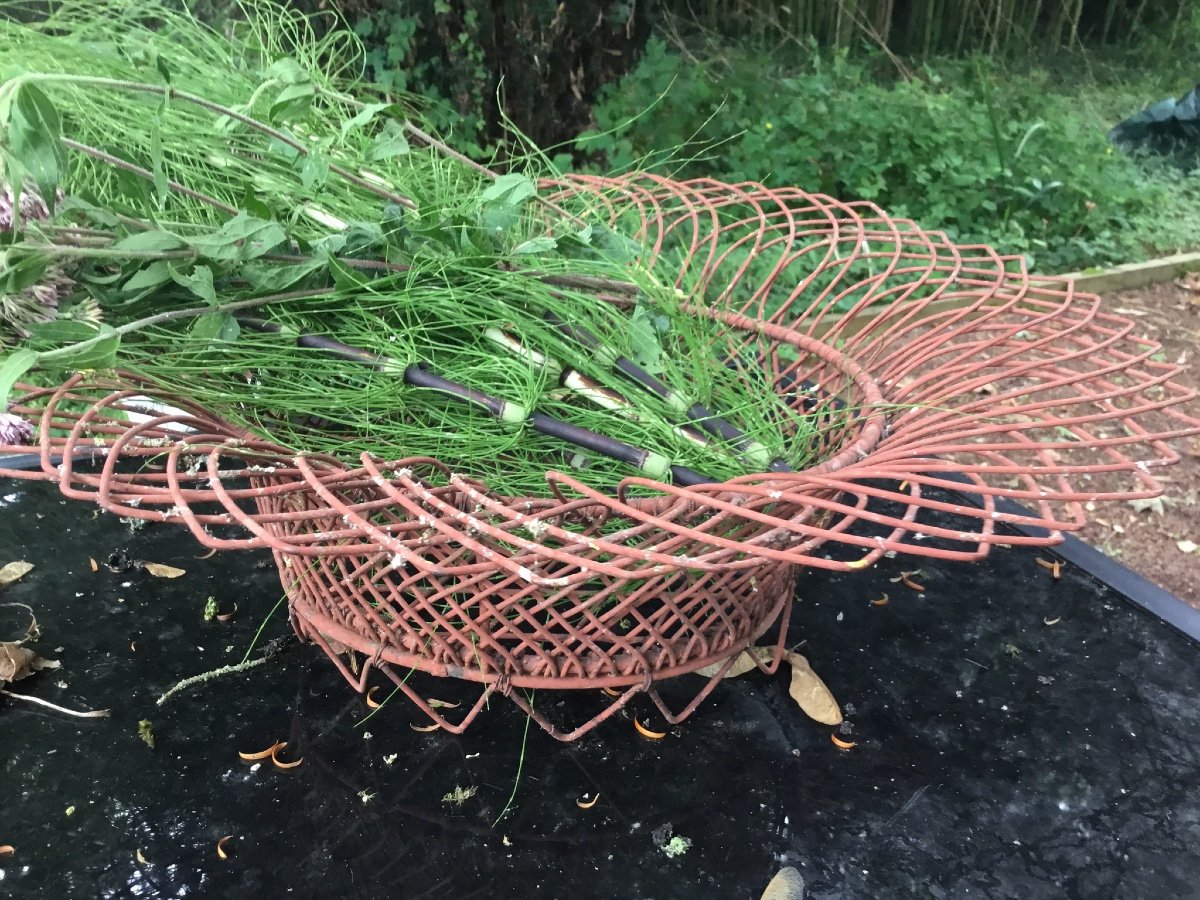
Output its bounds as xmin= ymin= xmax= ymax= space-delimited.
xmin=0 ymin=412 xmax=34 ymax=445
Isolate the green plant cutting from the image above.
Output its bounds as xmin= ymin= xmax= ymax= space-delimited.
xmin=0 ymin=0 xmax=833 ymax=498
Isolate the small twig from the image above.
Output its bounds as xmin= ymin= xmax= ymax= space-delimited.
xmin=157 ymin=636 xmax=289 ymax=706
xmin=156 ymin=656 xmax=269 ymax=706
xmin=1 ymin=689 xmax=110 ymax=718
xmin=60 ymin=137 xmax=241 ymax=216
xmin=34 ymin=287 xmax=332 ymax=367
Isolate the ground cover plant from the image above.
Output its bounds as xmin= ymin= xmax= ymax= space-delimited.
xmin=578 ymin=32 xmax=1200 ymax=275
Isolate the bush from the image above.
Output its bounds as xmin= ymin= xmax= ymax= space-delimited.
xmin=580 ymin=39 xmax=1191 ymax=272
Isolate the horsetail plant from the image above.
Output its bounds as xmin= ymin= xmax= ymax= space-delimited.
xmin=0 ymin=0 xmax=832 ymax=498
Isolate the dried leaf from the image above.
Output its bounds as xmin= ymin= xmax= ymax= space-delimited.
xmin=88 ymin=558 xmax=98 ymax=573
xmin=138 ymin=719 xmax=155 ymax=749
xmin=441 ymin=785 xmax=477 ymax=805
xmin=692 ymin=645 xmax=773 ymax=678
xmin=783 ymin=651 xmax=842 ymax=725
xmin=216 ymin=835 xmax=233 ymax=860
xmin=0 ymin=641 xmax=60 ymax=684
xmin=0 ymin=561 xmax=34 ymax=587
xmin=1128 ymin=497 xmax=1165 ymax=516
xmin=426 ymin=698 xmax=460 ymax=709
xmin=142 ymin=562 xmax=186 ymax=579
xmin=761 ymin=866 xmax=806 ymax=900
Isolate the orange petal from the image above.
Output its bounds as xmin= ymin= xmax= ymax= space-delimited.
xmin=870 ymin=593 xmax=890 ymax=607
xmin=576 ymin=793 xmax=601 ymax=809
xmin=634 ymin=718 xmax=667 ymax=740
xmin=365 ymin=686 xmax=383 ymax=709
xmin=270 ymin=745 xmax=303 ymax=769
xmin=409 ymin=722 xmax=441 ymax=733
xmin=831 ymin=734 xmax=857 ymax=750
xmin=215 ymin=603 xmax=238 ymax=623
xmin=196 ymin=548 xmax=218 ymax=560
xmin=601 ymin=687 xmax=621 ymax=698
xmin=0 ymin=845 xmax=14 ymax=857
xmin=901 ymin=575 xmax=925 ymax=592
xmin=89 ymin=557 xmax=99 ymax=572
xmin=216 ymin=835 xmax=233 ymax=860
xmin=238 ymin=741 xmax=285 ymax=761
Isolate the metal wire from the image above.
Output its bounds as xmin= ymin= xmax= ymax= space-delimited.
xmin=3 ymin=175 xmax=1197 ymax=739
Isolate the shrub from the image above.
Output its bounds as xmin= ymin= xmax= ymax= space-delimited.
xmin=580 ymin=39 xmax=1183 ymax=272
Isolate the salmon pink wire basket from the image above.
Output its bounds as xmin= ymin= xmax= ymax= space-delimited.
xmin=3 ymin=173 xmax=1197 ymax=741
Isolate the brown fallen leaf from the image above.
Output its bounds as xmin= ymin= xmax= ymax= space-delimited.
xmin=0 ymin=561 xmax=34 ymax=588
xmin=692 ymin=646 xmax=842 ymax=725
xmin=761 ymin=866 xmax=806 ymax=900
xmin=784 ymin=651 xmax=843 ymax=726
xmin=692 ymin=646 xmax=772 ymax=678
xmin=142 ymin=562 xmax=186 ymax=579
xmin=0 ymin=641 xmax=61 ymax=685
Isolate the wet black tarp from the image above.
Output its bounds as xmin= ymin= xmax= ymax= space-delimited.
xmin=1 ymin=474 xmax=1199 ymax=899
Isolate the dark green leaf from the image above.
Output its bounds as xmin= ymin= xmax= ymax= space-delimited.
xmin=239 ymin=184 xmax=272 ymax=220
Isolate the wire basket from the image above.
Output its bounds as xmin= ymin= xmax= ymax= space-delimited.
xmin=3 ymin=175 xmax=1197 ymax=739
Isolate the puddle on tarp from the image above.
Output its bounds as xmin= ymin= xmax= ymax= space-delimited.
xmin=1 ymin=476 xmax=1199 ymax=899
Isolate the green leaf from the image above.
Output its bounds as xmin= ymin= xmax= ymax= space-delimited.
xmin=169 ymin=263 xmax=216 ymax=304
xmin=7 ymin=82 xmax=65 ymax=212
xmin=122 ymin=260 xmax=173 ymax=293
xmin=367 ymin=120 xmax=410 ymax=161
xmin=481 ymin=173 xmax=536 ymax=206
xmin=511 ymin=236 xmax=557 ymax=255
xmin=187 ymin=214 xmax=285 ymax=261
xmin=627 ymin=306 xmax=663 ymax=374
xmin=270 ymin=81 xmax=315 ymax=123
xmin=27 ymin=321 xmax=120 ymax=370
xmin=339 ymin=102 xmax=391 ymax=141
xmin=0 ymin=348 xmax=39 ymax=410
xmin=188 ymin=311 xmax=239 ymax=344
xmin=149 ymin=115 xmax=168 ymax=207
xmin=298 ymin=154 xmax=329 ymax=189
xmin=112 ymin=230 xmax=187 ymax=253
xmin=239 ymin=184 xmax=272 ymax=220
xmin=265 ymin=57 xmax=309 ymax=85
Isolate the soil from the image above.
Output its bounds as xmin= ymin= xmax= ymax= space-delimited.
xmin=1076 ymin=279 xmax=1200 ymax=610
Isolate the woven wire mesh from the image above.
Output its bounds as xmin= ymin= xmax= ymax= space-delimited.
xmin=3 ymin=175 xmax=1197 ymax=739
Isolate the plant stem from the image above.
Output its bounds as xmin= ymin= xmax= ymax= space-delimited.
xmin=1 ymin=689 xmax=110 ymax=718
xmin=22 ymin=73 xmax=417 ymax=210
xmin=60 ymin=137 xmax=240 ymax=216
xmin=491 ymin=689 xmax=534 ymax=827
xmin=34 ymin=288 xmax=332 ymax=367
